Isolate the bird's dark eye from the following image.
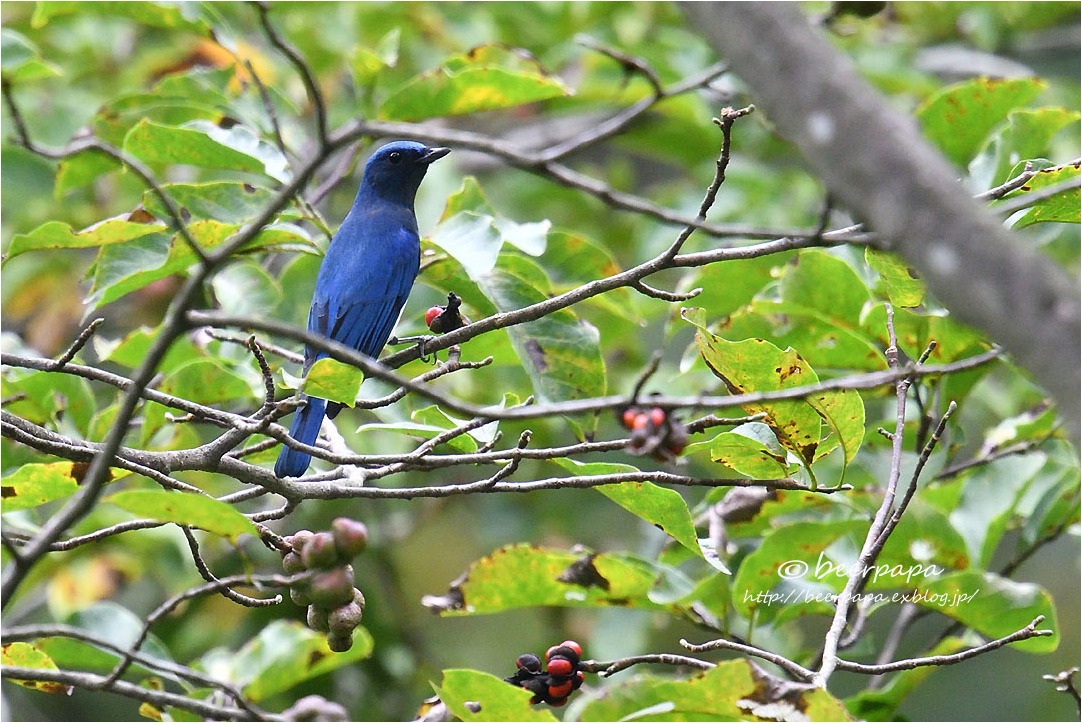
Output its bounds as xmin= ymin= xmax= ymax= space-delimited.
xmin=388 ymin=151 xmax=402 ymax=164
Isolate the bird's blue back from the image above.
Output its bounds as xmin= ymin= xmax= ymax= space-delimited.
xmin=275 ymin=141 xmax=449 ymax=477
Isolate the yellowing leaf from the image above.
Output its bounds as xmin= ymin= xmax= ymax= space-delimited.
xmin=302 ymin=357 xmax=364 ymax=406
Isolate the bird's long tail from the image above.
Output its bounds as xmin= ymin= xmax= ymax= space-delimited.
xmin=274 ymin=396 xmax=327 ymax=478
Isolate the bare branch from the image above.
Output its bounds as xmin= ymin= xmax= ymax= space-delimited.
xmin=835 ymin=616 xmax=1053 ymax=675
xmin=582 ymin=653 xmax=715 ymax=677
xmin=680 ymin=636 xmax=814 ymax=681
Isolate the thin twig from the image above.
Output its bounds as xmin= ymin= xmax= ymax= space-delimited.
xmin=253 ymin=1 xmax=328 ymax=147
xmin=582 ymin=653 xmax=715 ymax=677
xmin=680 ymin=636 xmax=814 ymax=681
xmin=813 ymin=305 xmax=909 ymax=687
xmin=663 ymin=105 xmax=755 ymax=261
xmin=835 ymin=616 xmax=1052 ymax=675
xmin=181 ymin=526 xmax=280 ymax=608
xmin=101 ymin=571 xmax=299 ymax=687
xmin=53 ymin=318 xmax=104 ymax=369
xmin=1 ymin=666 xmax=261 ymax=720
xmin=1 ymin=623 xmax=269 ymax=718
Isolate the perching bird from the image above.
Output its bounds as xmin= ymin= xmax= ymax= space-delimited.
xmin=274 ymin=140 xmax=450 ymax=478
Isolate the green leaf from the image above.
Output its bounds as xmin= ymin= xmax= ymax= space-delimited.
xmin=430 ymin=211 xmax=505 ymax=280
xmin=724 ymin=489 xmax=836 ymax=539
xmin=141 ymin=182 xmax=278 ymax=223
xmin=85 ymin=220 xmax=309 ymax=310
xmin=2 ymin=370 xmax=97 ymax=436
xmin=914 ymin=571 xmax=1058 ymax=653
xmin=223 ymin=621 xmax=373 ymax=702
xmin=301 ymin=357 xmax=364 ymax=407
xmin=541 ymin=231 xmax=640 ymax=323
xmin=32 ymin=1 xmax=213 ymax=32
xmin=948 ymin=453 xmax=1046 ymax=567
xmin=93 ymin=325 xmax=202 ymax=374
xmin=6 ymin=218 xmax=167 ymax=261
xmin=718 ymin=250 xmax=886 ymax=373
xmin=690 ymin=423 xmax=794 ymax=479
xmin=480 ymin=255 xmax=606 ymax=403
xmin=917 ymin=77 xmax=1045 ymax=166
xmin=34 ymin=636 xmax=129 ymax=675
xmin=876 ymin=503 xmax=971 ymax=576
xmin=982 ymin=107 xmax=1080 ymax=186
xmin=0 ymin=29 xmax=60 ymax=83
xmin=121 ymin=120 xmax=269 ymax=177
xmin=1 ymin=462 xmax=81 ymax=512
xmin=426 ymin=544 xmax=671 ymax=615
xmin=778 ymin=250 xmax=871 ymax=324
xmin=379 ymin=44 xmax=569 ymax=121
xmin=436 ymin=670 xmax=558 ymax=722
xmin=106 ymin=489 xmax=258 ymax=542
xmin=861 ymin=303 xmax=988 ymax=364
xmin=36 ymin=603 xmax=173 ymax=675
xmin=806 ymin=386 xmax=865 ymax=466
xmin=55 ymin=151 xmax=123 ymax=198
xmin=865 ymin=247 xmax=925 ymax=307
xmin=732 ymin=520 xmax=867 ymax=618
xmin=1002 ymin=161 xmax=1081 ymax=228
xmin=589 ymin=476 xmax=705 ymax=559
xmin=210 ymin=260 xmax=282 ymax=317
xmin=1019 ymin=450 xmax=1080 ymax=547
xmin=575 ymin=660 xmax=853 ymax=722
xmin=680 ymin=253 xmax=795 ymax=320
xmin=158 ymin=359 xmax=253 ymax=406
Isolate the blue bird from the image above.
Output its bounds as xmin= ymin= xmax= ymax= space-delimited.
xmin=275 ymin=140 xmax=450 ymax=478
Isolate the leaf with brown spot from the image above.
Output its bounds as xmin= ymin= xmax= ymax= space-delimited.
xmin=1 ymin=643 xmax=72 ymax=695
xmin=422 ymin=544 xmax=680 ymax=616
xmin=556 ymin=552 xmax=610 ymax=590
xmin=0 ymin=462 xmax=96 ymax=512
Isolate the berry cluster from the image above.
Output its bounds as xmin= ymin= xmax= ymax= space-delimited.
xmin=619 ymin=405 xmax=688 ymax=460
xmin=504 ymin=640 xmax=585 ymax=707
xmin=281 ymin=518 xmax=368 ymax=652
xmin=424 ymin=291 xmax=470 ymax=334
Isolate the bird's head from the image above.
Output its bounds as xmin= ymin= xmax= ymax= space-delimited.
xmin=360 ymin=140 xmax=450 ymax=203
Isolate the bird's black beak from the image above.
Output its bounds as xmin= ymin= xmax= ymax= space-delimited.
xmin=420 ymin=146 xmax=451 ymax=164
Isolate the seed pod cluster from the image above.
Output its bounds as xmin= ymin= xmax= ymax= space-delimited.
xmin=618 ymin=405 xmax=688 ymax=461
xmin=424 ymin=291 xmax=470 ymax=334
xmin=503 ymin=640 xmax=586 ymax=707
xmin=282 ymin=518 xmax=368 ymax=652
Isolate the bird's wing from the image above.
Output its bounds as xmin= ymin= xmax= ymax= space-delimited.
xmin=305 ymin=221 xmax=419 ymax=369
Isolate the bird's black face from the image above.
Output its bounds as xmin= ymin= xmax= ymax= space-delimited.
xmin=362 ymin=141 xmax=450 ymax=201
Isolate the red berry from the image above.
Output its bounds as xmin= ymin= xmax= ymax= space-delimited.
xmin=548 ymin=680 xmax=574 ymax=699
xmin=547 ymin=658 xmax=573 ymax=677
xmin=649 ymin=407 xmax=665 ymax=426
xmin=632 ymin=413 xmax=649 ymax=430
xmin=425 ymin=306 xmax=444 ymax=329
xmin=621 ymin=408 xmax=638 ymax=429
xmin=560 ymin=640 xmax=583 ymax=657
